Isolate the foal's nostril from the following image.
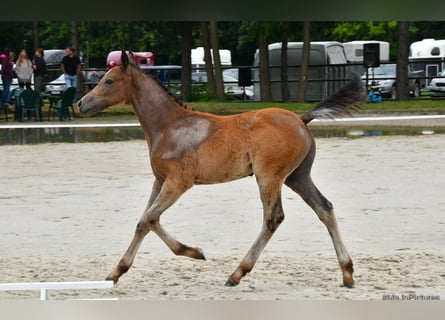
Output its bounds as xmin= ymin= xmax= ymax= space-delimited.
xmin=77 ymin=99 xmax=82 ymax=108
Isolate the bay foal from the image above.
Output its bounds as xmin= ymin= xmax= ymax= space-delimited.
xmin=77 ymin=51 xmax=365 ymax=288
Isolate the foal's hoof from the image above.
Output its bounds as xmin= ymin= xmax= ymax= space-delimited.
xmin=196 ymin=247 xmax=206 ymax=260
xmin=225 ymin=278 xmax=239 ymax=287
xmin=106 ymin=273 xmax=120 ymax=284
xmin=343 ymin=278 xmax=355 ymax=289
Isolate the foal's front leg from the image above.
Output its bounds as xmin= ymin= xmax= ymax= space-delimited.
xmin=106 ymin=179 xmax=204 ymax=284
xmin=105 ymin=179 xmax=161 ymax=283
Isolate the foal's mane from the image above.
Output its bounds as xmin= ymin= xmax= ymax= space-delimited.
xmin=129 ymin=61 xmax=189 ymax=110
xmin=153 ymin=76 xmax=189 ymax=110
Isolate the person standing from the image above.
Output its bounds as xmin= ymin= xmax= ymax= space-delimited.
xmin=1 ymin=49 xmax=15 ymax=108
xmin=61 ymin=47 xmax=81 ymax=90
xmin=87 ymin=69 xmax=101 ymax=89
xmin=16 ymin=49 xmax=34 ymax=90
xmin=32 ymin=48 xmax=47 ymax=94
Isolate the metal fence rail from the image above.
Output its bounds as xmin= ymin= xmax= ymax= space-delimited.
xmin=42 ymin=62 xmax=437 ymax=102
xmin=0 ymin=280 xmax=114 ymax=300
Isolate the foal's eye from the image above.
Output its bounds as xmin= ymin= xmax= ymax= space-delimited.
xmin=105 ymin=78 xmax=114 ymax=85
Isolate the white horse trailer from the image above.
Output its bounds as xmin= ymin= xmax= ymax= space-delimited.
xmin=343 ymin=40 xmax=390 ymax=63
xmin=191 ymin=47 xmax=232 ymax=72
xmin=253 ymin=41 xmax=348 ymax=101
xmin=343 ymin=40 xmax=390 ymax=75
xmin=409 ymin=39 xmax=445 ymax=86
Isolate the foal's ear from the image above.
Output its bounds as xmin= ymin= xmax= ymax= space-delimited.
xmin=121 ymin=50 xmax=129 ymax=68
xmin=128 ymin=51 xmax=136 ymax=65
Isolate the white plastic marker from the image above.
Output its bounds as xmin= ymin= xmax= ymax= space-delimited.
xmin=0 ymin=280 xmax=114 ymax=300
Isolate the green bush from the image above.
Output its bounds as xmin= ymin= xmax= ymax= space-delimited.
xmin=191 ymin=84 xmax=213 ymax=101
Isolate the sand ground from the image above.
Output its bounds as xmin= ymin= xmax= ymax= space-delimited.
xmin=0 ymin=135 xmax=444 ymax=300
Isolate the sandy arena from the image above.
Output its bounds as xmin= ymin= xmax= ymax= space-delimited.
xmin=0 ymin=134 xmax=444 ymax=300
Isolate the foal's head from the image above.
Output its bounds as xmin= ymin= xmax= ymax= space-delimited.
xmin=78 ymin=51 xmax=138 ymax=116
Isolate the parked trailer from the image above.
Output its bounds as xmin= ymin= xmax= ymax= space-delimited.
xmin=106 ymin=51 xmax=154 ymax=69
xmin=409 ymin=39 xmax=445 ymax=86
xmin=343 ymin=40 xmax=390 ymax=63
xmin=191 ymin=47 xmax=232 ymax=71
xmin=253 ymin=41 xmax=349 ymax=101
xmin=343 ymin=40 xmax=390 ymax=75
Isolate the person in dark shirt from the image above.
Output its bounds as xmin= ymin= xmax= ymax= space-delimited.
xmin=32 ymin=48 xmax=47 ymax=94
xmin=1 ymin=49 xmax=15 ymax=108
xmin=61 ymin=47 xmax=81 ymax=90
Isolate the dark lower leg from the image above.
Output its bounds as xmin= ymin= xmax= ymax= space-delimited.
xmin=286 ymin=176 xmax=354 ymax=288
xmin=226 ymin=193 xmax=284 ymax=286
xmin=225 ymin=229 xmax=271 ymax=286
xmin=152 ymin=224 xmax=206 ymax=260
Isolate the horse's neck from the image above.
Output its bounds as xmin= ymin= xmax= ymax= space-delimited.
xmin=130 ymin=75 xmax=185 ymax=150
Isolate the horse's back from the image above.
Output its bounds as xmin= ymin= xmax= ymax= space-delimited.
xmin=196 ymin=108 xmax=314 ymax=181
xmin=226 ymin=107 xmax=313 ymax=148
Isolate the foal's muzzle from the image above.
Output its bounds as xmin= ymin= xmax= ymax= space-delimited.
xmin=77 ymin=98 xmax=88 ymax=114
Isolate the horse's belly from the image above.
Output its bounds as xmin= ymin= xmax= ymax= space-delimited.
xmin=194 ymin=157 xmax=252 ymax=184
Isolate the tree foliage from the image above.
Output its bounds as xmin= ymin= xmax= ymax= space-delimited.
xmin=1 ymin=20 xmax=445 ymax=67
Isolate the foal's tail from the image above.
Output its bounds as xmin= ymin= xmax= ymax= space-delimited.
xmin=302 ymin=74 xmax=366 ymax=124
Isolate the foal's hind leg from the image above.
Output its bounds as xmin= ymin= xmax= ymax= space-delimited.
xmin=106 ymin=178 xmax=204 ymax=284
xmin=285 ymin=168 xmax=355 ymax=288
xmin=226 ymin=177 xmax=285 ymax=286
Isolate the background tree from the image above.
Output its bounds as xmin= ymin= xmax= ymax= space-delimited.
xmin=258 ymin=23 xmax=272 ymax=101
xmin=396 ymin=21 xmax=411 ymax=100
xmin=299 ymin=21 xmax=311 ymax=102
xmin=280 ymin=22 xmax=290 ymax=102
xmin=0 ymin=22 xmax=31 ymax=52
xmin=2 ymin=20 xmax=445 ymax=102
xmin=209 ymin=21 xmax=225 ymax=101
xmin=201 ymin=21 xmax=216 ymax=99
xmin=2 ymin=20 xmax=445 ymax=67
xmin=180 ymin=21 xmax=193 ymax=102
xmin=236 ymin=22 xmax=260 ymax=66
xmin=71 ymin=21 xmax=79 ymax=51
xmin=32 ymin=21 xmax=40 ymax=50
xmin=327 ymin=21 xmax=410 ymax=60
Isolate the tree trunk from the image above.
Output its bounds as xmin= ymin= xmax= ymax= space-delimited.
xmin=70 ymin=21 xmax=79 ymax=51
xmin=33 ymin=21 xmax=40 ymax=51
xmin=396 ymin=21 xmax=411 ymax=100
xmin=180 ymin=21 xmax=193 ymax=102
xmin=258 ymin=28 xmax=272 ymax=101
xmin=70 ymin=21 xmax=83 ymax=98
xmin=280 ymin=22 xmax=290 ymax=102
xmin=299 ymin=21 xmax=311 ymax=102
xmin=201 ymin=21 xmax=216 ymax=99
xmin=209 ymin=21 xmax=225 ymax=101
